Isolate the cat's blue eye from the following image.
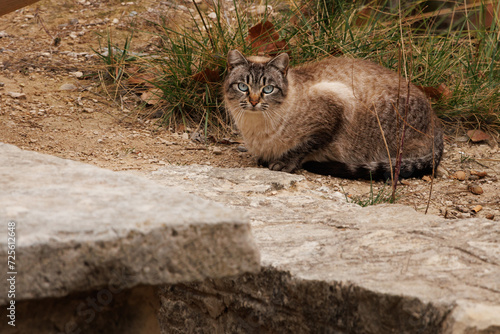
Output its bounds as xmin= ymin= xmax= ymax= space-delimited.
xmin=262 ymin=85 xmax=274 ymax=94
xmin=237 ymin=83 xmax=249 ymax=92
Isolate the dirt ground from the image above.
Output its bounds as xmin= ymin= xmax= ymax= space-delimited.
xmin=1 ymin=0 xmax=499 ymax=221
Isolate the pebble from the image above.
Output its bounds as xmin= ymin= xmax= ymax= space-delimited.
xmin=452 ymin=171 xmax=466 ymax=181
xmin=236 ymin=145 xmax=248 ymax=152
xmin=212 ymin=147 xmax=222 ymax=155
xmin=468 ymin=184 xmax=484 ymax=195
xmin=59 ymin=83 xmax=77 ymax=91
xmin=7 ymin=92 xmax=26 ymax=99
xmin=69 ymin=71 xmax=84 ymax=78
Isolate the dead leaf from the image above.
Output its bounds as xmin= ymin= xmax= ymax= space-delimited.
xmin=246 ymin=21 xmax=288 ymax=56
xmin=468 ymin=184 xmax=483 ymax=195
xmin=472 ymin=205 xmax=483 ymax=213
xmin=141 ymin=88 xmax=163 ymax=105
xmin=192 ymin=67 xmax=220 ymax=83
xmin=417 ymin=83 xmax=451 ymax=101
xmin=452 ymin=171 xmax=466 ymax=181
xmin=422 ymin=175 xmax=432 ymax=182
xmin=470 ymin=170 xmax=488 ymax=178
xmin=467 ymin=129 xmax=491 ymax=143
xmin=355 ymin=7 xmax=373 ymax=26
xmin=127 ymin=73 xmax=156 ymax=88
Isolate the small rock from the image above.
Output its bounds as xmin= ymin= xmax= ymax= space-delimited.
xmin=471 ymin=170 xmax=488 ymax=178
xmin=452 ymin=171 xmax=466 ymax=181
xmin=59 ymin=83 xmax=77 ymax=91
xmin=485 ymin=214 xmax=495 ymax=220
xmin=0 ymin=82 xmax=5 ymax=87
xmin=69 ymin=32 xmax=78 ymax=39
xmin=190 ymin=132 xmax=205 ymax=143
xmin=112 ymin=18 xmax=119 ymax=24
xmin=7 ymin=92 xmax=26 ymax=99
xmin=468 ymin=184 xmax=483 ymax=195
xmin=212 ymin=147 xmax=222 ymax=155
xmin=236 ymin=146 xmax=248 ymax=152
xmin=0 ymin=31 xmax=8 ymax=38
xmin=182 ymin=133 xmax=189 ymax=140
xmin=69 ymin=18 xmax=79 ymax=25
xmin=456 ymin=206 xmax=469 ymax=213
xmin=69 ymin=71 xmax=84 ymax=78
xmin=83 ymin=108 xmax=94 ymax=113
xmin=207 ymin=12 xmax=217 ymax=19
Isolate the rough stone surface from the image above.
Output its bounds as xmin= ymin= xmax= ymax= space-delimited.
xmin=149 ymin=165 xmax=500 ymax=334
xmin=0 ymin=144 xmax=260 ymax=306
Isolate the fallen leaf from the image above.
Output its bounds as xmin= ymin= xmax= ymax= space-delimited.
xmin=452 ymin=171 xmax=466 ymax=181
xmin=127 ymin=73 xmax=156 ymax=88
xmin=192 ymin=67 xmax=220 ymax=83
xmin=422 ymin=175 xmax=432 ymax=182
xmin=468 ymin=184 xmax=483 ymax=195
xmin=470 ymin=170 xmax=488 ymax=178
xmin=141 ymin=88 xmax=163 ymax=105
xmin=417 ymin=83 xmax=451 ymax=101
xmin=246 ymin=21 xmax=288 ymax=56
xmin=355 ymin=7 xmax=373 ymax=26
xmin=467 ymin=129 xmax=491 ymax=143
xmin=472 ymin=205 xmax=483 ymax=213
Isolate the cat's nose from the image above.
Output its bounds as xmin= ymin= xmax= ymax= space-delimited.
xmin=249 ymin=94 xmax=259 ymax=106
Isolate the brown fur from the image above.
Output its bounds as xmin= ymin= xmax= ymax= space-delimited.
xmin=224 ymin=50 xmax=443 ymax=179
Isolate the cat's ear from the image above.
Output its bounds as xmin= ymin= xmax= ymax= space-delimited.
xmin=227 ymin=50 xmax=248 ymax=71
xmin=268 ymin=53 xmax=289 ymax=76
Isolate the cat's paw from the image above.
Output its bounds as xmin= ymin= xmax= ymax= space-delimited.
xmin=268 ymin=161 xmax=297 ymax=173
xmin=257 ymin=158 xmax=269 ymax=168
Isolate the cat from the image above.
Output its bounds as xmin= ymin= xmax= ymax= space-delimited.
xmin=223 ymin=50 xmax=444 ymax=180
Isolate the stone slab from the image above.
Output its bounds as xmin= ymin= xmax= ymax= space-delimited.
xmin=149 ymin=165 xmax=500 ymax=333
xmin=0 ymin=144 xmax=260 ymax=305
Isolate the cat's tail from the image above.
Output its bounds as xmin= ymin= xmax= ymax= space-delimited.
xmin=303 ymin=147 xmax=443 ymax=181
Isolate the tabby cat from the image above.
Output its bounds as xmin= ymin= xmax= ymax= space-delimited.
xmin=223 ymin=50 xmax=443 ymax=179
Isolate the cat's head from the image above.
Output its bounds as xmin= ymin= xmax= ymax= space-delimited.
xmin=224 ymin=50 xmax=289 ymax=112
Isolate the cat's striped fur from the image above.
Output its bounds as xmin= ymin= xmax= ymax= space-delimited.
xmin=223 ymin=50 xmax=443 ymax=180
